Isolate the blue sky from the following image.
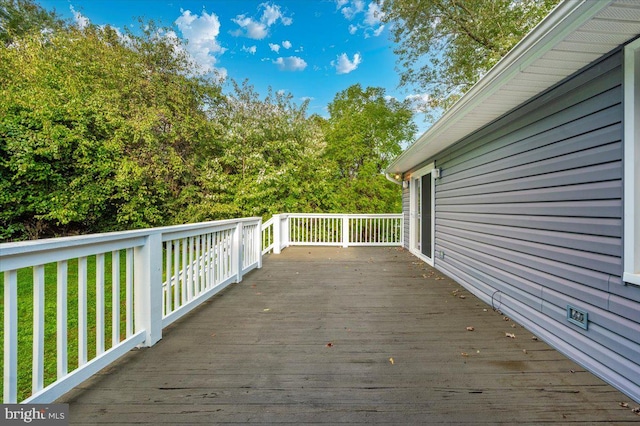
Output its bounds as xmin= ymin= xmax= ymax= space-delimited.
xmin=38 ymin=0 xmax=429 ymax=133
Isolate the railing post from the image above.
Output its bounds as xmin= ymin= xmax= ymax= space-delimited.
xmin=342 ymin=215 xmax=349 ymax=248
xmin=234 ymin=221 xmax=244 ymax=282
xmin=256 ymin=219 xmax=263 ymax=268
xmin=273 ymin=214 xmax=281 ymax=254
xmin=282 ymin=215 xmax=290 ymax=248
xmin=134 ymin=232 xmax=163 ymax=347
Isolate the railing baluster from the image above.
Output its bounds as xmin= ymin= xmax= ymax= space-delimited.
xmin=78 ymin=256 xmax=88 ymax=366
xmin=96 ymin=253 xmax=105 ymax=356
xmin=57 ymin=260 xmax=68 ymax=379
xmin=112 ymin=251 xmax=120 ymax=347
xmin=126 ymin=249 xmax=134 ymax=338
xmin=205 ymin=233 xmax=211 ymax=289
xmin=187 ymin=237 xmax=193 ymax=301
xmin=33 ymin=265 xmax=45 ymax=393
xmin=181 ymin=238 xmax=187 ymax=305
xmin=173 ymin=240 xmax=180 ymax=308
xmin=213 ymin=232 xmax=218 ymax=284
xmin=196 ymin=235 xmax=202 ymax=295
xmin=4 ymin=269 xmax=18 ymax=403
xmin=165 ymin=242 xmax=172 ymax=316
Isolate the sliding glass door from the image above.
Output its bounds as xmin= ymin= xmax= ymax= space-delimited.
xmin=410 ymin=164 xmax=435 ymax=265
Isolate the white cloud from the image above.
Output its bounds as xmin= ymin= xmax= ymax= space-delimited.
xmin=405 ymin=93 xmax=431 ymax=113
xmin=273 ymin=56 xmax=307 ymax=71
xmin=70 ymin=5 xmax=90 ymax=29
xmin=364 ymin=1 xmax=384 ymax=26
xmin=242 ymin=45 xmax=257 ymax=54
xmin=282 ymin=40 xmax=292 ymax=49
xmin=339 ymin=1 xmax=385 ymax=38
xmin=335 ymin=0 xmax=349 ymax=9
xmin=332 ymin=52 xmax=362 ymax=74
xmin=175 ymin=9 xmax=226 ymax=74
xmin=269 ymin=43 xmax=281 ymax=53
xmin=372 ymin=25 xmax=385 ymax=36
xmin=232 ymin=3 xmax=293 ymax=40
xmin=341 ymin=0 xmax=365 ymax=20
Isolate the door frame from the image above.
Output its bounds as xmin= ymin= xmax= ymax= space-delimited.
xmin=409 ymin=163 xmax=436 ymax=266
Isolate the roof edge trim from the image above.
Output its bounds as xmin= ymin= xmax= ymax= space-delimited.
xmin=387 ymin=0 xmax=614 ymax=175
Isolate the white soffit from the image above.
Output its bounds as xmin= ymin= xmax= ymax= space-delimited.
xmin=388 ymin=0 xmax=640 ymax=176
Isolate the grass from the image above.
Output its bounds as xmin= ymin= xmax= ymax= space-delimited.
xmin=1 ymin=252 xmax=130 ymax=402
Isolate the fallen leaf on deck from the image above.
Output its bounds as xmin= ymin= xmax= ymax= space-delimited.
xmin=459 ymin=295 xmax=466 ymax=299
xmin=326 ymin=342 xmax=334 ymax=348
xmin=251 ymin=284 xmax=257 ymax=288
xmin=531 ymin=336 xmax=538 ymax=341
xmin=619 ymin=402 xmax=629 ymax=408
xmin=570 ymin=369 xmax=575 ymax=373
xmin=505 ymin=333 xmax=516 ymax=339
xmin=263 ymin=308 xmax=270 ymax=312
xmin=632 ymin=407 xmax=640 ymax=415
xmin=210 ymin=333 xmax=216 ymax=338
xmin=466 ymin=326 xmax=474 ymax=331
xmin=503 ymin=317 xmax=510 ymax=321
xmin=461 ymin=352 xmax=469 ymax=357
xmin=389 ymin=357 xmax=394 ymax=365
xmin=511 ymin=324 xmax=516 ymax=328
xmin=522 ymin=349 xmax=527 ymax=354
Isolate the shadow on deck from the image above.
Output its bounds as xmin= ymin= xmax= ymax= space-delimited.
xmin=60 ymin=247 xmax=636 ymax=424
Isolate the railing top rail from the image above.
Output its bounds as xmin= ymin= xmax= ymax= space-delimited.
xmin=0 ymin=217 xmax=261 ymax=254
xmin=284 ymin=213 xmax=402 ymax=218
xmin=262 ymin=217 xmax=275 ymax=228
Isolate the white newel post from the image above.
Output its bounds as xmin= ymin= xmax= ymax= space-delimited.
xmin=273 ymin=214 xmax=282 ymax=254
xmin=342 ymin=215 xmax=349 ymax=248
xmin=234 ymin=221 xmax=244 ymax=282
xmin=282 ymin=215 xmax=290 ymax=249
xmin=134 ymin=232 xmax=163 ymax=347
xmin=256 ymin=219 xmax=263 ymax=268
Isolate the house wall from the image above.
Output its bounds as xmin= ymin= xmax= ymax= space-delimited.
xmin=425 ymin=50 xmax=640 ymax=401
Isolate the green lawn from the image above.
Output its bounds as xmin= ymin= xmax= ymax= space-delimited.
xmin=1 ymin=252 xmax=130 ymax=402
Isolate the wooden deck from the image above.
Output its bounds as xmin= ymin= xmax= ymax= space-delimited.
xmin=59 ymin=247 xmax=639 ymax=424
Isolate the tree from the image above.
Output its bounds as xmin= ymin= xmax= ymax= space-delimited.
xmin=323 ymin=84 xmax=416 ymax=213
xmin=380 ymin=0 xmax=560 ymax=112
xmin=187 ymin=80 xmax=336 ymax=222
xmin=0 ymin=0 xmax=64 ymax=45
xmin=0 ymin=21 xmax=223 ymax=240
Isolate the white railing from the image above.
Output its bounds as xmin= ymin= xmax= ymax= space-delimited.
xmin=1 ymin=217 xmax=261 ymax=404
xmin=261 ymin=213 xmax=403 ymax=254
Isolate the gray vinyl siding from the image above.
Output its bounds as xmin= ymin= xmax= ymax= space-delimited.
xmin=402 ymin=184 xmax=410 ymax=249
xmin=430 ymin=50 xmax=640 ymax=401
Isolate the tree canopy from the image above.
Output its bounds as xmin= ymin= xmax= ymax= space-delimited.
xmin=380 ymin=0 xmax=560 ymax=112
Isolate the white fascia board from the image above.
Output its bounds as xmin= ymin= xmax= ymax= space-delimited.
xmin=387 ymin=0 xmax=613 ymax=175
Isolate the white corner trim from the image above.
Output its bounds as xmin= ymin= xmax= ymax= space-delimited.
xmin=624 ymin=38 xmax=640 ymax=284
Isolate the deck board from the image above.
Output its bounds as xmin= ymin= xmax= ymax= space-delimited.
xmin=59 ymin=247 xmax=639 ymax=424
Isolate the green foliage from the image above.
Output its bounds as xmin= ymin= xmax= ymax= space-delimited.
xmin=0 ymin=20 xmax=223 ymax=239
xmin=323 ymin=84 xmax=416 ymax=213
xmin=0 ymin=0 xmax=412 ymax=241
xmin=0 ymin=0 xmax=64 ymax=45
xmin=380 ymin=0 xmax=560 ymax=113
